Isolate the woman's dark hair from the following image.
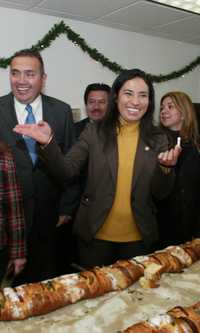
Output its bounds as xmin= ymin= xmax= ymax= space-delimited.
xmin=100 ymin=68 xmax=158 ymax=148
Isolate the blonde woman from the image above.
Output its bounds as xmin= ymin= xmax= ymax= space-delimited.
xmin=156 ymin=91 xmax=200 ymax=248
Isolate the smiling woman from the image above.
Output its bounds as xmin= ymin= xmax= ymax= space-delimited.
xmin=117 ymin=77 xmax=149 ymax=123
xmin=13 ymin=68 xmax=182 ymax=269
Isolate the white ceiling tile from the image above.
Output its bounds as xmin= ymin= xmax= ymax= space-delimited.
xmin=0 ymin=0 xmax=42 ymax=8
xmin=95 ymin=1 xmax=191 ymax=30
xmin=94 ymin=20 xmax=142 ymax=33
xmin=187 ymin=37 xmax=200 ymax=45
xmin=0 ymin=0 xmax=199 ymax=45
xmin=36 ymin=0 xmax=137 ymax=19
xmin=30 ymin=7 xmax=93 ymax=21
xmin=152 ymin=15 xmax=200 ymax=35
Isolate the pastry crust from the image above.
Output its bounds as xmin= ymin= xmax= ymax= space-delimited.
xmin=181 ymin=239 xmax=200 ymax=263
xmin=0 ymin=239 xmax=200 ymax=321
xmin=123 ymin=302 xmax=200 ymax=333
xmin=150 ymin=252 xmax=183 ymax=273
xmin=165 ymin=246 xmax=192 ymax=268
xmin=158 ymin=322 xmax=190 ymax=333
xmin=123 ymin=321 xmax=159 ymax=333
xmin=175 ymin=318 xmax=194 ymax=333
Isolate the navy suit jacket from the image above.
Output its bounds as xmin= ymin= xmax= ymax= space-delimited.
xmin=0 ymin=93 xmax=78 ymax=235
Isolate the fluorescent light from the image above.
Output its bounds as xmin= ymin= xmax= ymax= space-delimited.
xmin=151 ymin=0 xmax=200 ymax=14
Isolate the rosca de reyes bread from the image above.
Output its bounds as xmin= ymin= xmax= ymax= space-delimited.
xmin=123 ymin=301 xmax=200 ymax=333
xmin=1 ymin=239 xmax=200 ymax=321
xmin=137 ymin=239 xmax=200 ymax=289
xmin=0 ymin=259 xmax=143 ymax=320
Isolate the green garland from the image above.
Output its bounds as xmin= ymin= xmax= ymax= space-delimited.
xmin=0 ymin=20 xmax=199 ymax=83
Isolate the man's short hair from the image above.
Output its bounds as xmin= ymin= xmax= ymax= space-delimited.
xmin=84 ymin=83 xmax=111 ymax=105
xmin=10 ymin=49 xmax=45 ymax=75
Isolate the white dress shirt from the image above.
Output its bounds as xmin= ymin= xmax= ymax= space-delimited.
xmin=14 ymin=95 xmax=43 ymax=124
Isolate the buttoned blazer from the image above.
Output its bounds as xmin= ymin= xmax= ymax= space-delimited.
xmin=0 ymin=93 xmax=77 ymax=234
xmin=42 ymin=122 xmax=174 ymax=249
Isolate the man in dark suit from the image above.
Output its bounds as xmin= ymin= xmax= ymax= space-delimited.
xmin=0 ymin=49 xmax=78 ymax=284
xmin=75 ymin=83 xmax=111 ymax=138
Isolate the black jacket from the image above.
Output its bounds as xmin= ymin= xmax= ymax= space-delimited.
xmin=75 ymin=117 xmax=89 ymax=138
xmin=156 ymin=131 xmax=200 ymax=247
xmin=0 ymin=93 xmax=79 ymax=234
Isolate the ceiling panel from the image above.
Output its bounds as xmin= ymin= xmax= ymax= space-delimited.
xmin=0 ymin=0 xmax=199 ymax=45
xmin=35 ymin=0 xmax=137 ymax=19
xmin=189 ymin=36 xmax=200 ymax=44
xmin=30 ymin=7 xmax=94 ymax=20
xmin=151 ymin=15 xmax=200 ymax=35
xmin=0 ymin=0 xmax=41 ymax=9
xmin=95 ymin=1 xmax=191 ymax=30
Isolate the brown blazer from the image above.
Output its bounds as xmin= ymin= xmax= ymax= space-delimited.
xmin=41 ymin=123 xmax=174 ymax=249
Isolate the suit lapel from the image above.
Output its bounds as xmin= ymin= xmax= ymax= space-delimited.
xmin=131 ymin=137 xmax=151 ymax=189
xmin=0 ymin=94 xmax=20 ymax=143
xmin=42 ymin=95 xmax=54 ymax=125
xmin=104 ymin=135 xmax=150 ymax=189
xmin=103 ymin=129 xmax=153 ymax=192
xmin=105 ymin=136 xmax=118 ymax=185
xmin=0 ymin=94 xmax=18 ymax=128
xmin=0 ymin=94 xmax=36 ymax=166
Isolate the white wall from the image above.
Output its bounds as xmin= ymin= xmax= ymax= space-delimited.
xmin=0 ymin=7 xmax=199 ymax=119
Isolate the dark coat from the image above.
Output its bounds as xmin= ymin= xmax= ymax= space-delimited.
xmin=0 ymin=93 xmax=77 ymax=230
xmin=156 ymin=134 xmax=200 ymax=247
xmin=0 ymin=93 xmax=79 ymax=281
xmin=75 ymin=117 xmax=89 ymax=138
xmin=41 ymin=123 xmax=175 ymax=250
xmin=75 ymin=118 xmax=90 ymax=197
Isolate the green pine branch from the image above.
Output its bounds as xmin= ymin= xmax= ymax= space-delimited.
xmin=0 ymin=20 xmax=199 ymax=82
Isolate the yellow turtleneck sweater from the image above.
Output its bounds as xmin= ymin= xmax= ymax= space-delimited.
xmin=96 ymin=120 xmax=142 ymax=242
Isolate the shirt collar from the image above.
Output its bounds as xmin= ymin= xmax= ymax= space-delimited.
xmin=14 ymin=95 xmax=42 ymax=112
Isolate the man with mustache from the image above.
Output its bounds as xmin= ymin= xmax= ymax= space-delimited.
xmin=75 ymin=83 xmax=111 ymax=138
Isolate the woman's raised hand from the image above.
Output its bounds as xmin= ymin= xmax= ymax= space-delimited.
xmin=13 ymin=121 xmax=52 ymax=145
